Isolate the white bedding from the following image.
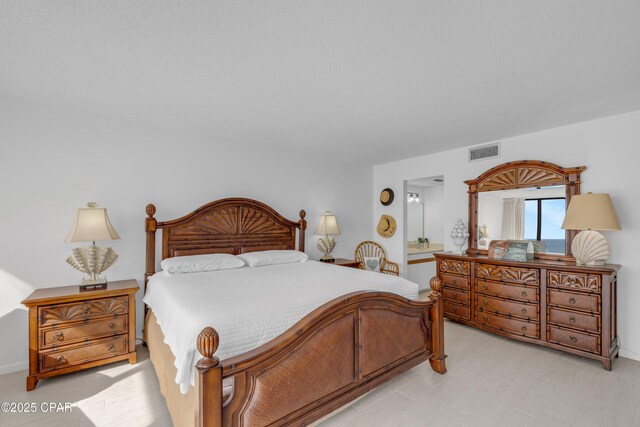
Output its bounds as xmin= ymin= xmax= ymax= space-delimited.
xmin=143 ymin=260 xmax=419 ymax=393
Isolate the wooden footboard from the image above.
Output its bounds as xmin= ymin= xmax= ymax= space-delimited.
xmin=196 ymin=281 xmax=446 ymax=427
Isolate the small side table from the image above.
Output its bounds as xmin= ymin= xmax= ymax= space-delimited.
xmin=21 ymin=279 xmax=138 ymax=391
xmin=321 ymin=258 xmax=362 ymax=268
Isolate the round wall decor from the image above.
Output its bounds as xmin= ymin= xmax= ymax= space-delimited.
xmin=380 ymin=188 xmax=394 ymax=206
xmin=376 ymin=215 xmax=397 ymax=238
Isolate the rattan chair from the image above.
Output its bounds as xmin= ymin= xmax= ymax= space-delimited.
xmin=354 ymin=241 xmax=400 ymax=276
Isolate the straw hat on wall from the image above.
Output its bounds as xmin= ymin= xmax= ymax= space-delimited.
xmin=376 ymin=215 xmax=397 ymax=238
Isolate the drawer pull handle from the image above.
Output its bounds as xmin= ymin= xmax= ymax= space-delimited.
xmin=570 ymin=336 xmax=578 ymax=343
xmin=569 ymin=297 xmax=576 ymax=304
xmin=521 ymin=308 xmax=527 ymax=314
xmin=569 ymin=316 xmax=576 ymax=323
xmin=452 ymin=306 xmax=457 ymax=312
xmin=521 ymin=325 xmax=527 ymax=331
xmin=452 ymin=278 xmax=457 ymax=285
xmin=521 ymin=291 xmax=527 ymax=297
xmin=109 ymin=322 xmax=116 ymax=329
xmin=483 ymin=315 xmax=488 ymax=322
xmin=483 ymin=284 xmax=488 ymax=290
xmin=482 ymin=299 xmax=488 ymax=306
xmin=452 ymin=292 xmax=457 ymax=298
xmin=57 ymin=355 xmax=67 ymax=364
xmin=53 ymin=332 xmax=64 ymax=341
xmin=108 ymin=344 xmax=115 ymax=351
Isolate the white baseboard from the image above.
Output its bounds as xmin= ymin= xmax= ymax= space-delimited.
xmin=0 ymin=360 xmax=27 ymax=375
xmin=619 ymin=347 xmax=640 ymax=362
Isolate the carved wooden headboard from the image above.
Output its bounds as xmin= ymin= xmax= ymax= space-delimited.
xmin=144 ymin=198 xmax=307 ymax=288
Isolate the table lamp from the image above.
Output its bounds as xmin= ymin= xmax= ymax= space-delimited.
xmin=65 ymin=202 xmax=120 ymax=289
xmin=316 ymin=211 xmax=340 ymax=262
xmin=561 ymin=193 xmax=621 ymax=266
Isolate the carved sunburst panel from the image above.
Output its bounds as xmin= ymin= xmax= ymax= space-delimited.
xmin=517 ymin=168 xmax=564 ymax=187
xmin=172 ymin=207 xmax=239 ymax=236
xmin=477 ymin=169 xmax=517 ymax=191
xmin=240 ymin=208 xmax=291 ymax=235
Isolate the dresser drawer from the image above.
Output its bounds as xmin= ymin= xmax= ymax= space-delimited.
xmin=39 ymin=297 xmax=128 ymax=327
xmin=39 ymin=335 xmax=128 ymax=372
xmin=476 ymin=294 xmax=539 ymax=321
xmin=476 ymin=279 xmax=539 ymax=303
xmin=476 ymin=263 xmax=539 ymax=285
xmin=547 ymin=326 xmax=600 ymax=354
xmin=548 ymin=307 xmax=600 ymax=334
xmin=439 ymin=259 xmax=470 ymax=276
xmin=441 ymin=273 xmax=469 ymax=290
xmin=39 ymin=316 xmax=128 ymax=349
xmin=548 ymin=271 xmax=601 ymax=293
xmin=476 ymin=311 xmax=539 ymax=339
xmin=442 ymin=287 xmax=470 ymax=305
xmin=548 ymin=290 xmax=600 ymax=314
xmin=444 ymin=301 xmax=470 ymax=320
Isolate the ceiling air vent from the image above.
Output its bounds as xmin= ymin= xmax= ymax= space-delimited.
xmin=469 ymin=142 xmax=500 ymax=162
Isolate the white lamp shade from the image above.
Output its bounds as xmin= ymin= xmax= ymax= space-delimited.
xmin=316 ymin=211 xmax=340 ymax=235
xmin=65 ymin=205 xmax=121 ymax=243
xmin=561 ymin=193 xmax=621 ymax=231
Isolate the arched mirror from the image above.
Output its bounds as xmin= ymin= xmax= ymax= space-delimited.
xmin=465 ymin=160 xmax=586 ymax=262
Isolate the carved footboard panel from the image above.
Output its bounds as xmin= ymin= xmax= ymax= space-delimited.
xmin=195 ymin=290 xmax=446 ymax=427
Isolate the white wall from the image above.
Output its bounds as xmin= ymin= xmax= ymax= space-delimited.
xmin=373 ymin=109 xmax=640 ymax=361
xmin=0 ymin=99 xmax=373 ymax=374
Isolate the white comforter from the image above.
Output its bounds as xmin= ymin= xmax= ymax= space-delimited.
xmin=143 ymin=260 xmax=419 ymax=393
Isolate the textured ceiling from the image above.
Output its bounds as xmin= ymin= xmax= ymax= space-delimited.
xmin=2 ymin=1 xmax=640 ymax=164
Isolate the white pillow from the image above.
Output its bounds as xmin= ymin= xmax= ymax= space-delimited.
xmin=160 ymin=254 xmax=245 ymax=275
xmin=237 ymin=250 xmax=308 ymax=267
xmin=363 ymin=256 xmax=381 ymax=272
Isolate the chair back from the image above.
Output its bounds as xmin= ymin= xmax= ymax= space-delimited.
xmin=354 ymin=241 xmax=387 ymax=265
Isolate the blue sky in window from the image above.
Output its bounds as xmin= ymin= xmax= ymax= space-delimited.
xmin=541 ymin=199 xmax=565 ymax=239
xmin=524 ymin=199 xmax=565 ymax=240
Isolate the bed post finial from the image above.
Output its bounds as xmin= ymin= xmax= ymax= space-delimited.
xmin=298 ymin=210 xmax=307 ymax=253
xmin=428 ymin=276 xmax=447 ymax=374
xmin=429 ymin=276 xmax=442 ymax=295
xmin=196 ymin=327 xmax=223 ymax=427
xmin=146 ymin=203 xmax=156 ymax=218
xmin=196 ymin=327 xmax=220 ymax=365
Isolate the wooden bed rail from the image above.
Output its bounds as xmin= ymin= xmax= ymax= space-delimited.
xmin=195 ymin=282 xmax=446 ymax=427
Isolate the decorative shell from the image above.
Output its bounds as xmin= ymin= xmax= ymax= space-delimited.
xmin=66 ymin=246 xmax=118 ymax=279
xmin=571 ymin=230 xmax=609 ymax=266
xmin=317 ymin=236 xmax=336 ymax=255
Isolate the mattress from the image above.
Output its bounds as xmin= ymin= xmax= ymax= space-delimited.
xmin=143 ymin=260 xmax=419 ymax=393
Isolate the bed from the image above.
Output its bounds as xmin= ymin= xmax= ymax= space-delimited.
xmin=143 ymin=198 xmax=446 ymax=427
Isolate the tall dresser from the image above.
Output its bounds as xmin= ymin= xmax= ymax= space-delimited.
xmin=434 ymin=252 xmax=620 ymax=369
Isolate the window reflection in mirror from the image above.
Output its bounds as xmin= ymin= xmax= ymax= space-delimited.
xmin=477 ymin=185 xmax=566 ymax=254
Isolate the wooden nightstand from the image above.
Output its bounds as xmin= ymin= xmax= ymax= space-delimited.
xmin=322 ymin=258 xmax=362 ymax=268
xmin=21 ymin=279 xmax=138 ymax=391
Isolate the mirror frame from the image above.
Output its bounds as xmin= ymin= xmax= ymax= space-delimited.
xmin=465 ymin=160 xmax=586 ymax=262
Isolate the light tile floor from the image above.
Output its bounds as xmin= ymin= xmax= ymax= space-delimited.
xmin=1 ymin=320 xmax=639 ymax=426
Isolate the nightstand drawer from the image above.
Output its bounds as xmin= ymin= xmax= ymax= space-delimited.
xmin=39 ymin=296 xmax=128 ymax=326
xmin=40 ymin=316 xmax=128 ymax=349
xmin=40 ymin=335 xmax=128 ymax=372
